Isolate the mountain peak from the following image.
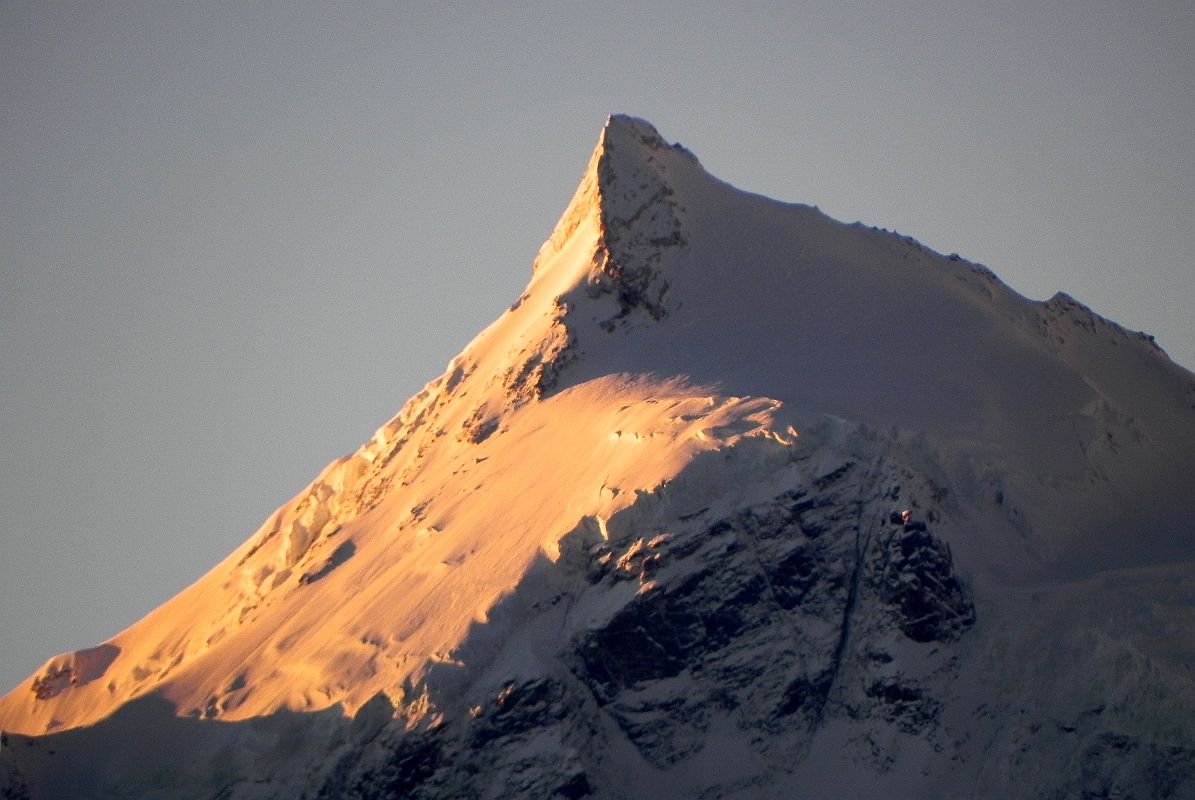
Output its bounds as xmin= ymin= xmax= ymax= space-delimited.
xmin=533 ymin=115 xmax=697 ymax=277
xmin=599 ymin=113 xmax=666 ymax=152
xmin=5 ymin=115 xmax=1195 ymax=799
xmin=595 ymin=113 xmax=700 ymax=191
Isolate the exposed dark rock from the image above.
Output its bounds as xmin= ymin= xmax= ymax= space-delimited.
xmin=318 ymin=727 xmax=444 ymax=800
xmin=858 ymin=679 xmax=943 ymax=735
xmin=553 ymin=770 xmax=592 ymax=798
xmin=768 ymin=543 xmax=829 ymax=610
xmin=876 ymin=525 xmax=976 ymax=643
xmin=30 ymin=665 xmax=74 ymax=701
xmin=469 ymin=678 xmax=570 ymax=747
xmin=777 ymin=670 xmax=834 ymax=723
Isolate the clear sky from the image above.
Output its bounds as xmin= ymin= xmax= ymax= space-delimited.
xmin=1 ymin=1 xmax=1192 ymax=694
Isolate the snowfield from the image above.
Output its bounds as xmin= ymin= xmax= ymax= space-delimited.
xmin=3 ymin=115 xmax=1194 ymax=799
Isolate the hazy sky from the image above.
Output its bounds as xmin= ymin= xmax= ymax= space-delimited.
xmin=2 ymin=1 xmax=1192 ymax=693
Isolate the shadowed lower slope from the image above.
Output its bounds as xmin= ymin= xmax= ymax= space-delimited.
xmin=5 ymin=411 xmax=1195 ymax=798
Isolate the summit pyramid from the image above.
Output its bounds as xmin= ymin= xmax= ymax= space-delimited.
xmin=4 ymin=116 xmax=1195 ymax=799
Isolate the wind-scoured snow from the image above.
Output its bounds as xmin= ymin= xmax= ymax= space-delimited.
xmin=3 ymin=115 xmax=1194 ymax=799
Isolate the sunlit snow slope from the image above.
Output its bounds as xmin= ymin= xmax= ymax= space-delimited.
xmin=2 ymin=116 xmax=1193 ymax=770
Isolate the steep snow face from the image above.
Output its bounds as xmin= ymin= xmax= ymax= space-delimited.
xmin=3 ymin=115 xmax=1195 ymax=799
xmin=0 ymin=116 xmax=784 ymax=736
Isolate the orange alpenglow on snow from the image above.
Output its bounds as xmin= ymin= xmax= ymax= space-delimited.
xmin=2 ymin=117 xmax=1194 ymax=800
xmin=0 ymin=116 xmax=800 ymax=733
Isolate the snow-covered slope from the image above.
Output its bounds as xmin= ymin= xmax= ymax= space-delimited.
xmin=3 ymin=116 xmax=1194 ymax=799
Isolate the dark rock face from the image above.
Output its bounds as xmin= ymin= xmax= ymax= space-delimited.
xmin=876 ymin=524 xmax=975 ymax=643
xmin=575 ymin=569 xmax=770 ymax=700
xmin=467 ymin=678 xmax=572 ymax=748
xmin=353 ymin=732 xmax=443 ymax=799
xmin=305 ymin=459 xmax=983 ymax=796
xmin=563 ymin=462 xmax=976 ymax=768
xmin=318 ymin=678 xmax=594 ymax=800
xmin=316 ymin=727 xmax=445 ymax=800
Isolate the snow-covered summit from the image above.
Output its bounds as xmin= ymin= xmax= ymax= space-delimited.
xmin=3 ymin=116 xmax=1194 ymax=800
xmin=533 ymin=113 xmax=694 ymax=279
xmin=541 ymin=116 xmax=1195 ymax=579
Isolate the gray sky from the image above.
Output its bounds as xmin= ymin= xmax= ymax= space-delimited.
xmin=2 ymin=1 xmax=1192 ymax=694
